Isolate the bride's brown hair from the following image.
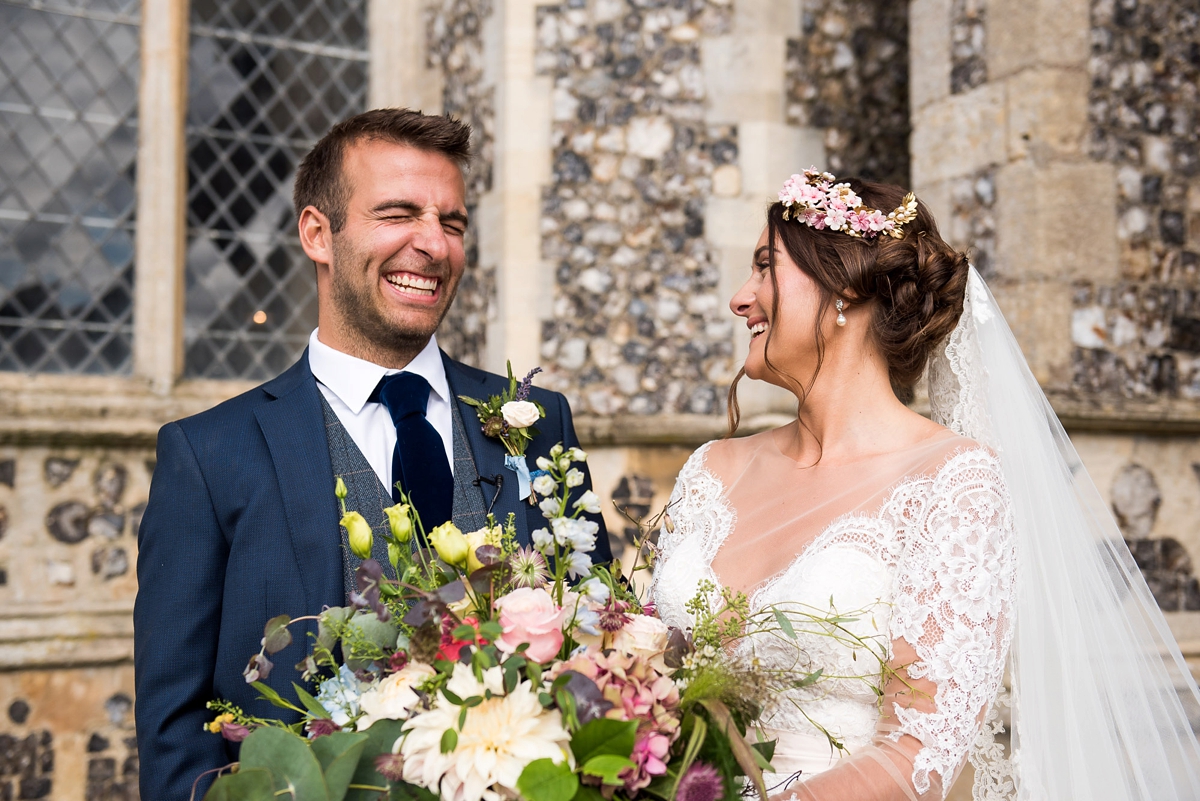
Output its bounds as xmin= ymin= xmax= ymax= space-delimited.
xmin=728 ymin=177 xmax=970 ymax=435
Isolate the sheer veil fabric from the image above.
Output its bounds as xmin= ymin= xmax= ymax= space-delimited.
xmin=929 ymin=268 xmax=1200 ymax=800
xmin=651 ymin=267 xmax=1200 ymax=801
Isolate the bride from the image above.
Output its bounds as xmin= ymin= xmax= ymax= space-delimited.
xmin=650 ymin=170 xmax=1200 ymax=801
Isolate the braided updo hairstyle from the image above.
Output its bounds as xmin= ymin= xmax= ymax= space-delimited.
xmin=728 ymin=177 xmax=970 ymax=433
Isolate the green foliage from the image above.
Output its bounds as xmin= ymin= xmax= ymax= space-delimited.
xmin=569 ymin=718 xmax=638 ymax=765
xmin=345 ymin=720 xmax=407 ymax=801
xmin=517 ymin=758 xmax=579 ymax=801
xmin=311 ymin=732 xmax=369 ymax=801
xmin=580 ymin=754 xmax=634 ymax=786
xmin=203 ymin=768 xmax=275 ymax=801
xmin=239 ymin=727 xmax=330 ymax=801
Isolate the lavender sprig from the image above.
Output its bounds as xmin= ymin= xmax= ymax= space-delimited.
xmin=515 ymin=367 xmax=543 ymax=401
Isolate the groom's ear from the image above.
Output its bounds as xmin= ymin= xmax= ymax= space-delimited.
xmin=298 ymin=205 xmax=333 ymax=268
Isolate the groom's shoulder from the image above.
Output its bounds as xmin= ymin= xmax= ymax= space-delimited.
xmin=167 ymin=357 xmax=312 ymax=441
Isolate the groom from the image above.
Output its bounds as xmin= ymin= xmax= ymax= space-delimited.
xmin=133 ymin=109 xmax=611 ymax=800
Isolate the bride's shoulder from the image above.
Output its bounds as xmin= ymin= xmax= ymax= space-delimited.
xmin=920 ymin=430 xmax=1007 ymax=490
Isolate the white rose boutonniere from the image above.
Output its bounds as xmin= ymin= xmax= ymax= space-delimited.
xmin=459 ymin=363 xmax=547 ymax=501
xmin=501 ymin=400 xmax=541 ymax=429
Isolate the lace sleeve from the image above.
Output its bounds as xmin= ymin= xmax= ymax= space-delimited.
xmin=781 ymin=451 xmax=1016 ymax=801
xmin=886 ymin=450 xmax=1016 ymax=794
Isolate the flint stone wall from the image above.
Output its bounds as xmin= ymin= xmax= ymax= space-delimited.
xmin=785 ymin=0 xmax=911 ymax=186
xmin=534 ymin=0 xmax=737 ymax=417
xmin=1072 ymin=0 xmax=1200 ymax=399
xmin=428 ymin=0 xmax=497 ymax=368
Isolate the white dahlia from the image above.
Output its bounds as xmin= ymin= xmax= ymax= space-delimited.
xmin=399 ymin=664 xmax=573 ymax=801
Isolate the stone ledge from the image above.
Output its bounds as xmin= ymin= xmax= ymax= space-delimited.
xmin=3 ymin=375 xmax=1200 ymax=447
xmin=0 ymin=605 xmax=134 ymax=671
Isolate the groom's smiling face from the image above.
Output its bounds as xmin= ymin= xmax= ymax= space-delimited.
xmin=304 ymin=138 xmax=469 ymax=366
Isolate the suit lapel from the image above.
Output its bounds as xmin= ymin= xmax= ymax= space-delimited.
xmin=442 ymin=354 xmax=529 ymax=543
xmin=254 ymin=353 xmax=342 ymax=613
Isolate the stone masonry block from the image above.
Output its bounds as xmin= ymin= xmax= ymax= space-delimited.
xmin=989 ymin=277 xmax=1075 ymax=388
xmin=995 ymin=160 xmax=1120 ymax=282
xmin=1005 ymin=67 xmax=1089 ymax=162
xmin=987 ymin=0 xmax=1089 ymax=79
xmin=703 ymin=35 xmax=787 ymax=123
xmin=911 ymin=81 xmax=1006 ymax=186
xmin=737 ymin=121 xmax=824 ymax=199
xmin=733 ymin=0 xmax=802 ymax=37
xmin=909 ymin=0 xmax=952 ymax=113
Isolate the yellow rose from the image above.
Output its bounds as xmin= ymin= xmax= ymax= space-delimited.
xmin=465 ymin=525 xmax=503 ymax=573
xmin=429 ymin=522 xmax=469 ymax=567
xmin=384 ymin=504 xmax=413 ymax=543
xmin=341 ymin=512 xmax=373 ymax=560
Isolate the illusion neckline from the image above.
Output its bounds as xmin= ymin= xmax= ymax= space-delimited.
xmin=703 ymin=442 xmax=999 ymax=606
xmin=765 ymin=423 xmax=963 ymax=469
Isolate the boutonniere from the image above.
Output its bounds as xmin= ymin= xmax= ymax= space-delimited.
xmin=459 ymin=363 xmax=545 ymax=501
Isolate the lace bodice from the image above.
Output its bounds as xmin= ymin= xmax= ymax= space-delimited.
xmin=651 ymin=440 xmax=1016 ymax=799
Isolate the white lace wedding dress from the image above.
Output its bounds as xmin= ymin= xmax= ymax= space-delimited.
xmin=651 ymin=427 xmax=1017 ymax=801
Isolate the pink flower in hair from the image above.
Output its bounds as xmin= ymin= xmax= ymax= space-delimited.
xmin=803 ymin=210 xmax=827 ymax=229
xmin=825 ymin=207 xmax=849 ymax=231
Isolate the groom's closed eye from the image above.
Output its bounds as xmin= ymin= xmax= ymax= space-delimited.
xmin=371 ymin=200 xmax=468 ymax=236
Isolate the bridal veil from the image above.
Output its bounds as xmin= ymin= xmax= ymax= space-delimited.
xmin=928 ymin=267 xmax=1200 ymax=800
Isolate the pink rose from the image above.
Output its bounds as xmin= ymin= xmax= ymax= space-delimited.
xmin=495 ymin=587 xmax=566 ymax=663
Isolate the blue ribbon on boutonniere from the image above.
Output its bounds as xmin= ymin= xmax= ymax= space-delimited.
xmin=505 ymin=454 xmax=533 ymax=501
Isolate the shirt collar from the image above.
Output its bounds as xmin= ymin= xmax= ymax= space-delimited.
xmin=307 ymin=329 xmax=448 ymax=414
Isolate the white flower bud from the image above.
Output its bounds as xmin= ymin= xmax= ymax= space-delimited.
xmin=573 ymin=490 xmax=602 ymax=515
xmin=564 ymin=468 xmax=585 ymax=488
xmin=532 ymin=474 xmax=557 ymax=497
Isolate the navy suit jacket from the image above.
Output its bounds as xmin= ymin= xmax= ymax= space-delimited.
xmin=133 ymin=351 xmax=611 ymax=800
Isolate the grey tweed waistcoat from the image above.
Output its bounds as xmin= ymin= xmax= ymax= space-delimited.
xmin=318 ymin=392 xmax=491 ymax=599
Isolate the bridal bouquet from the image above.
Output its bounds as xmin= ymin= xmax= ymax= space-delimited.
xmin=199 ymin=446 xmax=777 ymax=801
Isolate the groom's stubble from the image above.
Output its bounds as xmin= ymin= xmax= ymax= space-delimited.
xmin=327 ymin=232 xmax=462 ymax=366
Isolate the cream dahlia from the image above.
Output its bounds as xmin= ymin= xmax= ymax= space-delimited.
xmin=399 ymin=664 xmax=572 ymax=801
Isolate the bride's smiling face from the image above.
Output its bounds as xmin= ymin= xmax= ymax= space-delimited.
xmin=730 ymin=227 xmax=834 ymax=389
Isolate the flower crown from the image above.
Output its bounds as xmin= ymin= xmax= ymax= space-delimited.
xmin=777 ymin=168 xmax=918 ymax=240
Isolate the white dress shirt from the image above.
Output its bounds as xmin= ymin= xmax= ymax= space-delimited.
xmin=308 ymin=329 xmax=454 ymax=490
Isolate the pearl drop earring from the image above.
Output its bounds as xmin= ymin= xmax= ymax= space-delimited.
xmin=835 ymin=298 xmax=847 ymax=327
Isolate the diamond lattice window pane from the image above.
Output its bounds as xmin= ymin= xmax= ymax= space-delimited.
xmin=183 ymin=0 xmax=367 ymax=380
xmin=0 ymin=0 xmax=140 ymax=374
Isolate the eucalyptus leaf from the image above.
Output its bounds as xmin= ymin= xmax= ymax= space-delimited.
xmin=311 ymin=731 xmax=369 ymax=801
xmin=239 ymin=726 xmax=330 ymax=801
xmin=345 ymin=719 xmax=406 ymax=801
xmin=347 ymin=611 xmax=399 ymax=651
xmin=516 ymin=758 xmax=579 ymax=801
xmin=772 ymin=608 xmax=797 ymax=641
xmin=203 ymin=768 xmax=275 ymax=801
xmin=263 ymin=614 xmax=294 ymax=654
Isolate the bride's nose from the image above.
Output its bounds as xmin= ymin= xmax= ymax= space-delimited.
xmin=730 ymin=278 xmax=755 ymax=318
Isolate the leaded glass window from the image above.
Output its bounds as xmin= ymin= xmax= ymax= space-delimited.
xmin=0 ymin=0 xmax=140 ymax=373
xmin=183 ymin=0 xmax=368 ymax=380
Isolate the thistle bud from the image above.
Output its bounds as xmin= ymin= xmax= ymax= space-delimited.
xmin=341 ymin=511 xmax=373 ymax=559
xmin=384 ymin=504 xmax=413 ymax=543
xmin=429 ymin=522 xmax=469 ymax=567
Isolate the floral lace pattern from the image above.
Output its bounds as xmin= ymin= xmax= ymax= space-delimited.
xmin=927 ymin=269 xmax=996 ymax=449
xmin=651 ymin=444 xmax=1016 ymax=800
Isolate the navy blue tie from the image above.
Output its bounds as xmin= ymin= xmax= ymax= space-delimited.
xmin=374 ymin=372 xmax=453 ymax=532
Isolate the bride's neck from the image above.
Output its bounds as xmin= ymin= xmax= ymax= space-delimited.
xmin=779 ymin=342 xmax=924 ymax=466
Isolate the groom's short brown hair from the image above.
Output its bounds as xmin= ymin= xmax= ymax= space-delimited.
xmin=293 ymin=108 xmax=472 ymax=233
